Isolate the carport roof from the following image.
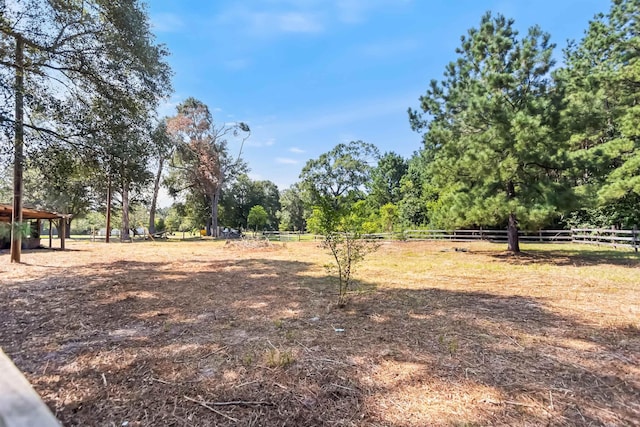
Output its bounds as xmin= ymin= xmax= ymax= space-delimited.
xmin=0 ymin=203 xmax=66 ymax=221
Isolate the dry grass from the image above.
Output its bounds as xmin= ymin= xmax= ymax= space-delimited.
xmin=0 ymin=240 xmax=638 ymax=426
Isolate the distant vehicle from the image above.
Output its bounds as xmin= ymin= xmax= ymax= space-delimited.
xmin=222 ymin=227 xmax=242 ymax=238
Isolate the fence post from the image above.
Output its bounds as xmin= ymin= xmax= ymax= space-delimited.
xmin=634 ymin=225 xmax=638 ymax=253
xmin=611 ymin=225 xmax=616 ymax=249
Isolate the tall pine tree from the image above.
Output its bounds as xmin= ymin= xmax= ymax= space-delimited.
xmin=559 ymin=0 xmax=640 ymax=227
xmin=410 ymin=13 xmax=573 ymax=252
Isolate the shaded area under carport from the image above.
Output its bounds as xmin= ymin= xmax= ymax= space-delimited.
xmin=0 ymin=204 xmax=68 ymax=250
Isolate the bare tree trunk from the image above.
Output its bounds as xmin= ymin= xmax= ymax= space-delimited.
xmin=106 ymin=177 xmax=112 ymax=243
xmin=507 ymin=212 xmax=520 ymax=253
xmin=211 ymin=186 xmax=221 ymax=238
xmin=122 ymin=183 xmax=131 ymax=241
xmin=505 ymin=180 xmax=520 ymax=253
xmin=149 ymin=157 xmax=164 ymax=234
xmin=56 ymin=218 xmax=72 ymax=238
xmin=10 ymin=34 xmax=24 ymax=263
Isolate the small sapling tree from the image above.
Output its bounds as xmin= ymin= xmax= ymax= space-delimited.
xmin=309 ymin=203 xmax=380 ymax=306
xmin=301 ymin=141 xmax=380 ymax=306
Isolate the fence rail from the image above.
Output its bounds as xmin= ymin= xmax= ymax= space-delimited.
xmin=265 ymin=228 xmax=638 ymax=251
xmin=402 ymin=229 xmax=575 ymax=243
xmin=571 ymin=228 xmax=639 ymax=250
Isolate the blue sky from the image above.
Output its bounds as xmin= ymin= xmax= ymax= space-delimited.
xmin=147 ymin=0 xmax=610 ymax=195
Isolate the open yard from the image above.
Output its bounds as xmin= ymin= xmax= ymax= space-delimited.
xmin=1 ymin=240 xmax=638 ymax=426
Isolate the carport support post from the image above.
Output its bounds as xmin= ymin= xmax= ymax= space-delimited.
xmin=48 ymin=219 xmax=52 ymax=248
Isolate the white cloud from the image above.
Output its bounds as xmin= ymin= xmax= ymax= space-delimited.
xmin=276 ymin=157 xmax=299 ymax=165
xmin=289 ymin=147 xmax=305 ymax=153
xmin=151 ymin=13 xmax=184 ymax=33
xmin=335 ymin=0 xmax=412 ymax=24
xmin=271 ymin=91 xmax=418 ymax=136
xmin=214 ymin=1 xmax=412 ymax=40
xmin=247 ymin=138 xmax=276 ymax=148
xmin=218 ymin=7 xmax=324 ymax=36
xmin=156 ymin=186 xmax=177 ymax=208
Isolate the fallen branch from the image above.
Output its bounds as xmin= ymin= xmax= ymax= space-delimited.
xmin=150 ymin=377 xmax=175 ymax=385
xmin=481 ymin=398 xmax=535 ymax=407
xmin=184 ymin=395 xmax=239 ymax=423
xmin=199 ymin=346 xmax=228 ymax=359
xmin=499 ymin=330 xmax=524 ymax=349
xmin=330 ymin=383 xmax=356 ymax=392
xmin=480 ymin=398 xmax=552 ymax=415
xmin=204 ymin=400 xmax=275 ymax=407
xmin=232 ymin=380 xmax=259 ymax=389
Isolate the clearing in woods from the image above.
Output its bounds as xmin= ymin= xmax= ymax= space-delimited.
xmin=0 ymin=240 xmax=638 ymax=426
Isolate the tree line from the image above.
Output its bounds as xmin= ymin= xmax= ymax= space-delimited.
xmin=296 ymin=0 xmax=639 ymax=252
xmin=407 ymin=0 xmax=639 ymax=251
xmin=1 ymin=0 xmax=638 ymax=255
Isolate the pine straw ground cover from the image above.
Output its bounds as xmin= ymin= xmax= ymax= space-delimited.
xmin=0 ymin=240 xmax=638 ymax=427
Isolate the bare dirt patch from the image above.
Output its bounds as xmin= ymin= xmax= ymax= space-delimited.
xmin=1 ymin=240 xmax=638 ymax=426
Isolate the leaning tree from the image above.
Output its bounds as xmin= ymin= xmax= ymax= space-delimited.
xmin=166 ymin=98 xmax=250 ymax=237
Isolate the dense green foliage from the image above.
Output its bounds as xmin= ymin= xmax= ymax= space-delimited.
xmin=409 ymin=12 xmax=574 ymax=251
xmin=559 ymin=0 xmax=640 ymax=228
xmin=247 ymin=205 xmax=268 ymax=231
xmin=401 ymin=1 xmax=638 ymax=250
xmin=221 ymin=174 xmax=280 ymax=230
xmin=277 ymin=183 xmax=309 ymax=231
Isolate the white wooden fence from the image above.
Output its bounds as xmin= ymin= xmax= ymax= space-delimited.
xmin=403 ymin=228 xmax=639 ymax=251
xmin=266 ymin=228 xmax=639 ymax=251
xmin=571 ymin=228 xmax=640 ymax=250
xmin=402 ymin=229 xmax=574 ymax=243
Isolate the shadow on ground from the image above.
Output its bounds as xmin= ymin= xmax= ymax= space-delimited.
xmin=0 ymin=253 xmax=638 ymax=426
xmin=484 ymin=247 xmax=640 ymax=267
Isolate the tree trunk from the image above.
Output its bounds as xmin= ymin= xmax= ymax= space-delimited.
xmin=211 ymin=186 xmax=222 ymax=238
xmin=507 ymin=212 xmax=520 ymax=253
xmin=105 ymin=177 xmax=112 ymax=243
xmin=56 ymin=218 xmax=72 ymax=238
xmin=149 ymin=157 xmax=164 ymax=234
xmin=10 ymin=34 xmax=24 ymax=263
xmin=121 ymin=183 xmax=131 ymax=242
